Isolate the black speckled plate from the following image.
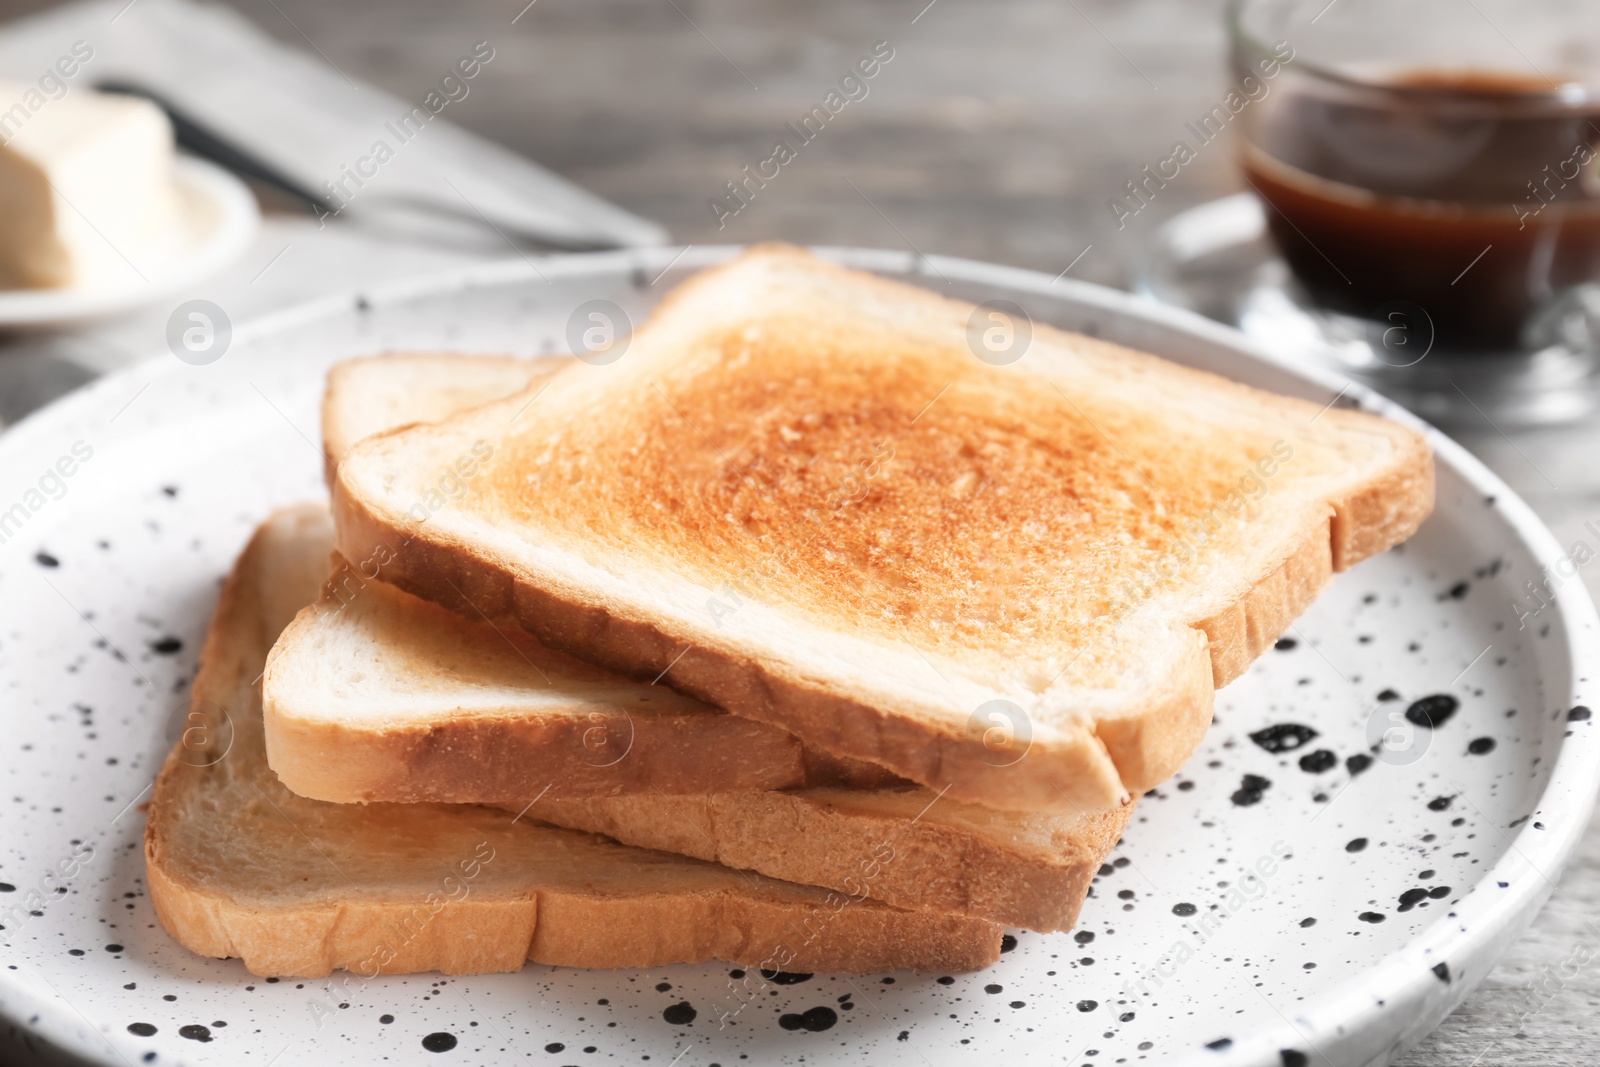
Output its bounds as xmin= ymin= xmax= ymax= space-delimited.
xmin=1 ymin=247 xmax=1596 ymax=1067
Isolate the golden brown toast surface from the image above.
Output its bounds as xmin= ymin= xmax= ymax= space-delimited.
xmin=486 ymin=304 xmax=1302 ymax=669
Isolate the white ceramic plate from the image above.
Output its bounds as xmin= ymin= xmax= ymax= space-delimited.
xmin=0 ymin=247 xmax=1595 ymax=1067
xmin=0 ymin=156 xmax=259 ymax=330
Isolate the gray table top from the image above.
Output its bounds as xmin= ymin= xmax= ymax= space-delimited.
xmin=3 ymin=0 xmax=1599 ymax=1062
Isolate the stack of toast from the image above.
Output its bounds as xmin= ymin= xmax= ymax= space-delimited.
xmin=145 ymin=246 xmax=1433 ymax=979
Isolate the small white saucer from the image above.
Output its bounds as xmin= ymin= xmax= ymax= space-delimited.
xmin=0 ymin=155 xmax=259 ymax=331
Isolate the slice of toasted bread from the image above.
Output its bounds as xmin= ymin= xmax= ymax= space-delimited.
xmin=265 ymin=510 xmax=1124 ymax=930
xmin=333 ymin=245 xmax=1434 ymax=813
xmin=145 ymin=505 xmax=1001 ymax=977
xmin=264 ymin=547 xmax=899 ymax=802
xmin=321 ymin=353 xmax=562 ymax=485
xmin=531 ymin=787 xmax=1130 ymax=933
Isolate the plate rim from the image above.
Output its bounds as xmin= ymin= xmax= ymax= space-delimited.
xmin=1 ymin=243 xmax=1597 ymax=1067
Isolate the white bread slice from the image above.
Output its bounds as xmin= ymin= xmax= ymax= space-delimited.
xmin=333 ymin=246 xmax=1434 ymax=814
xmin=264 ymin=550 xmax=898 ymax=802
xmin=264 ymin=509 xmax=1126 ymax=930
xmin=145 ymin=504 xmax=1002 ymax=977
xmin=321 ymin=353 xmax=562 ymax=486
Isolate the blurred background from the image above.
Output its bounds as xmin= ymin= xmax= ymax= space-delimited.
xmin=0 ymin=0 xmax=1241 ymax=359
xmin=0 ymin=0 xmax=1234 ymax=287
xmin=0 ymin=1 xmax=1596 ymax=1064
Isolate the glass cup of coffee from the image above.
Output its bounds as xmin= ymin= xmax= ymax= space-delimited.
xmin=1228 ymin=0 xmax=1600 ymax=393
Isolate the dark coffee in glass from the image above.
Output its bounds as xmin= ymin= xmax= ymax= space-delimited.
xmin=1231 ymin=0 xmax=1600 ymax=353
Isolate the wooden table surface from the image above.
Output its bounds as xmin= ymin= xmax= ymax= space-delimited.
xmin=5 ymin=0 xmax=1600 ymax=1062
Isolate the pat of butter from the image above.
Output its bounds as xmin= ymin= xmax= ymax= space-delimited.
xmin=0 ymin=84 xmax=182 ymax=290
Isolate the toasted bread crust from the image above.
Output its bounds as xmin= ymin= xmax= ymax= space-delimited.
xmin=146 ymin=843 xmax=1002 ymax=977
xmin=1196 ymin=512 xmax=1335 ymax=690
xmin=532 ymin=790 xmax=1133 ymax=932
xmin=146 ymin=505 xmax=1003 ymax=978
xmin=263 ymin=688 xmax=814 ymax=804
xmin=266 ymin=697 xmax=905 ymax=804
xmin=1330 ymin=426 xmax=1437 ymax=572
